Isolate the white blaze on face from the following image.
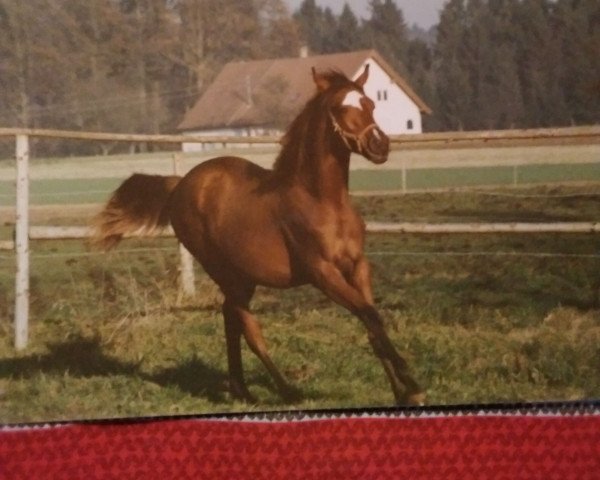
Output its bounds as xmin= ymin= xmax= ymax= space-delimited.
xmin=341 ymin=90 xmax=365 ymax=110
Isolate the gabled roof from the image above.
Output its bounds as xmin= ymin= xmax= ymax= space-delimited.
xmin=177 ymin=49 xmax=432 ymax=132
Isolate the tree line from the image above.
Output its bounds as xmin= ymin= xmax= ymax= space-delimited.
xmin=0 ymin=0 xmax=598 ymax=156
xmin=295 ymin=0 xmax=599 ymax=131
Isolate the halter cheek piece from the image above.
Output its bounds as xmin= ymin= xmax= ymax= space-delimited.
xmin=329 ymin=112 xmax=378 ymax=154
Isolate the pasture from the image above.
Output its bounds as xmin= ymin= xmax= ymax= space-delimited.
xmin=1 ymin=181 xmax=599 ymax=423
xmin=1 ymin=143 xmax=599 ymax=207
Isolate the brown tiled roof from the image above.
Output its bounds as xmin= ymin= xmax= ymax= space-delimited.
xmin=177 ymin=49 xmax=432 ymax=132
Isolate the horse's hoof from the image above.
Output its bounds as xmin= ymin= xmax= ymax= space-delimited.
xmin=405 ymin=391 xmax=427 ymax=406
xmin=227 ymin=381 xmax=258 ymax=404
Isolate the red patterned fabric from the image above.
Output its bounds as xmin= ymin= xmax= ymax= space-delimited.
xmin=1 ymin=413 xmax=599 ymax=479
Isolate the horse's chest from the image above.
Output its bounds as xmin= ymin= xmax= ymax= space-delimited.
xmin=283 ymin=198 xmax=364 ymax=262
xmin=317 ymin=211 xmax=364 ymax=259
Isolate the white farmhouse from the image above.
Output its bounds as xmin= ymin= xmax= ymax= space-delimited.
xmin=177 ymin=49 xmax=431 ymax=152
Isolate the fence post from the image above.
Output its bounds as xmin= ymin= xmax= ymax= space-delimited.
xmin=172 ymin=152 xmax=196 ymax=298
xmin=14 ymin=134 xmax=29 ymax=350
xmin=401 ymin=158 xmax=407 ymax=194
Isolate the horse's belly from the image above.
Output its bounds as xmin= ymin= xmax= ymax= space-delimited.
xmin=237 ymin=251 xmax=297 ymax=288
xmin=218 ymin=220 xmax=297 ymax=288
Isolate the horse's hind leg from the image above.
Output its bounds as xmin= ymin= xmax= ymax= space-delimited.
xmin=223 ymin=289 xmax=299 ymax=403
xmin=223 ymin=293 xmax=256 ymax=403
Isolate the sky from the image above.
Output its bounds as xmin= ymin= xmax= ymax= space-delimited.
xmin=284 ymin=0 xmax=448 ymax=29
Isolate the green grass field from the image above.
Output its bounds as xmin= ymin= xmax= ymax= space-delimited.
xmin=0 ymin=186 xmax=599 ymax=423
xmin=1 ymin=144 xmax=599 ymax=206
xmin=1 ymin=163 xmax=599 ymax=206
xmin=351 ymin=163 xmax=600 ymax=192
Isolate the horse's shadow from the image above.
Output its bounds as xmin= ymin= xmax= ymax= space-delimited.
xmin=0 ymin=335 xmax=228 ymax=404
xmin=0 ymin=335 xmax=138 ymax=379
xmin=0 ymin=335 xmax=305 ymax=407
xmin=148 ymin=356 xmax=228 ymax=403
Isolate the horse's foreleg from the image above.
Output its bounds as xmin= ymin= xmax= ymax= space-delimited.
xmin=352 ymin=257 xmax=426 ymax=405
xmin=312 ymin=258 xmax=425 ymax=406
xmin=359 ymin=306 xmax=425 ymax=406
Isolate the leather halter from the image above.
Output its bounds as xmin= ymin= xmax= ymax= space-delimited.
xmin=329 ymin=112 xmax=378 ymax=154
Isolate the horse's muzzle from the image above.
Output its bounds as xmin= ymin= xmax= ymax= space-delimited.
xmin=364 ymin=127 xmax=390 ymax=164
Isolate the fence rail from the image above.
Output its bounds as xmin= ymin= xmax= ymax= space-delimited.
xmin=1 ymin=125 xmax=600 ymax=149
xmin=3 ymin=219 xmax=598 ymax=253
xmin=2 ymin=126 xmax=600 ymax=350
xmin=8 ymin=221 xmax=597 ymax=242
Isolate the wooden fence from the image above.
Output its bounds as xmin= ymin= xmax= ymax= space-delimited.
xmin=1 ymin=125 xmax=599 ymax=350
xmin=2 ymin=125 xmax=600 ymax=147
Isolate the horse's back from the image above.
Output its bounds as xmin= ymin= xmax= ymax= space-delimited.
xmin=183 ymin=156 xmax=268 ymax=190
xmin=174 ymin=156 xmax=274 ymax=221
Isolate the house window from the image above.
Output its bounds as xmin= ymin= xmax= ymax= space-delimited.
xmin=377 ymin=90 xmax=388 ymax=101
xmin=407 ymin=119 xmax=414 ymax=130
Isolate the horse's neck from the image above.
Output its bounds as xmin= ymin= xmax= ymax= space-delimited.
xmin=303 ymin=149 xmax=350 ymax=202
xmin=296 ymin=124 xmax=351 ymax=203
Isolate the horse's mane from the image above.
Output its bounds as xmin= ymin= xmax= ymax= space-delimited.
xmin=271 ymin=70 xmax=356 ymax=178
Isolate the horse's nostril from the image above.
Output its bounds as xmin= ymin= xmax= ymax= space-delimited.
xmin=368 ymin=129 xmax=389 ymax=155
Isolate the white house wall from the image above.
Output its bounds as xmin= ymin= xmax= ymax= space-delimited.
xmin=355 ymin=59 xmax=423 ymax=135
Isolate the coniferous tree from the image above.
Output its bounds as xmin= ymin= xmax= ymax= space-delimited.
xmin=434 ymin=0 xmax=471 ymax=129
xmin=294 ymin=0 xmax=326 ymax=53
xmin=512 ymin=0 xmax=566 ymax=126
xmin=320 ymin=7 xmax=339 ymax=53
xmin=555 ymin=0 xmax=600 ymax=125
xmin=335 ymin=4 xmax=366 ymax=52
xmin=474 ymin=0 xmax=524 ymax=129
xmin=363 ymin=0 xmax=410 ymax=75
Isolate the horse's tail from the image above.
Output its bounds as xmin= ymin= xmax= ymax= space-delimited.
xmin=91 ymin=173 xmax=182 ymax=250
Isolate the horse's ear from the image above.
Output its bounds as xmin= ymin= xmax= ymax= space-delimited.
xmin=355 ymin=64 xmax=370 ymax=88
xmin=312 ymin=67 xmax=330 ymax=92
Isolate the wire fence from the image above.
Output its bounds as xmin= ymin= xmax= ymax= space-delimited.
xmin=2 ymin=243 xmax=599 ymax=262
xmin=2 ymin=251 xmax=599 ymax=261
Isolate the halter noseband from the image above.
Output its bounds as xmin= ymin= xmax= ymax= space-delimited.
xmin=329 ymin=112 xmax=378 ymax=154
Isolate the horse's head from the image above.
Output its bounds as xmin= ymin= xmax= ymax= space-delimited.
xmin=313 ymin=65 xmax=390 ymax=164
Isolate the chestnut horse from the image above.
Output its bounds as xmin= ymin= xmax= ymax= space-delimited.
xmin=93 ymin=65 xmax=425 ymax=406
